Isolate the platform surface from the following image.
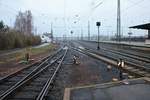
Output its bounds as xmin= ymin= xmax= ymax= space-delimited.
xmin=88 ymin=40 xmax=150 ymax=48
xmin=64 ymin=77 xmax=150 ymax=100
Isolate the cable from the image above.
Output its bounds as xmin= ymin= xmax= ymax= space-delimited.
xmin=122 ymin=0 xmax=146 ymax=12
xmin=99 ymin=0 xmax=148 ymax=23
xmin=93 ymin=1 xmax=103 ymax=10
xmin=0 ymin=3 xmax=18 ymax=15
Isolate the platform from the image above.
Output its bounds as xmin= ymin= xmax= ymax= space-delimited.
xmin=85 ymin=40 xmax=150 ymax=47
xmin=63 ymin=77 xmax=150 ymax=100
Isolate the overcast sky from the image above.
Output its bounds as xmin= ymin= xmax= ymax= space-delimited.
xmin=0 ymin=0 xmax=150 ymax=37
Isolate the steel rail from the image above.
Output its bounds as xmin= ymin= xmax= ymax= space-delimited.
xmin=101 ymin=47 xmax=150 ymax=63
xmin=80 ymin=46 xmax=150 ymax=69
xmin=36 ymin=48 xmax=68 ymax=100
xmin=77 ymin=41 xmax=150 ymax=63
xmin=106 ymin=47 xmax=150 ymax=60
xmin=0 ymin=55 xmax=48 ymax=83
xmin=0 ymin=48 xmax=62 ymax=83
xmin=0 ymin=48 xmax=63 ymax=99
xmin=73 ymin=47 xmax=150 ymax=78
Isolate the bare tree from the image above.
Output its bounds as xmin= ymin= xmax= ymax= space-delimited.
xmin=26 ymin=10 xmax=33 ymax=34
xmin=14 ymin=10 xmax=33 ymax=35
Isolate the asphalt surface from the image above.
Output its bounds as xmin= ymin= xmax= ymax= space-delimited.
xmin=70 ymin=78 xmax=150 ymax=100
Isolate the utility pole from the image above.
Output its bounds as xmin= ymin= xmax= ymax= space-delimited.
xmin=117 ymin=0 xmax=121 ymax=42
xmin=34 ymin=27 xmax=37 ymax=35
xmin=88 ymin=20 xmax=90 ymax=41
xmin=128 ymin=32 xmax=132 ymax=44
xmin=64 ymin=0 xmax=67 ymax=40
xmin=81 ymin=27 xmax=83 ymax=40
xmin=51 ymin=22 xmax=53 ymax=42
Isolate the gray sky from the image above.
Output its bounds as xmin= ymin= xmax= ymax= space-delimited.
xmin=0 ymin=0 xmax=150 ymax=37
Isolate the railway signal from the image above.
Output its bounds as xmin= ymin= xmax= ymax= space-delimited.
xmin=128 ymin=32 xmax=133 ymax=44
xmin=96 ymin=22 xmax=101 ymax=50
xmin=70 ymin=30 xmax=73 ymax=40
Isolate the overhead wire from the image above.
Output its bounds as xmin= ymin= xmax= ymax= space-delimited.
xmin=0 ymin=3 xmax=18 ymax=15
xmin=93 ymin=0 xmax=148 ymax=24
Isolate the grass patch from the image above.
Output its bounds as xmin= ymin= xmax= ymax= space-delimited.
xmin=30 ymin=44 xmax=54 ymax=55
xmin=0 ymin=43 xmax=56 ymax=63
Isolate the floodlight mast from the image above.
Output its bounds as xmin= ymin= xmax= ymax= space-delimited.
xmin=117 ymin=0 xmax=121 ymax=42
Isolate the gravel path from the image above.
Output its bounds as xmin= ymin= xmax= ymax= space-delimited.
xmin=46 ymin=46 xmax=120 ymax=100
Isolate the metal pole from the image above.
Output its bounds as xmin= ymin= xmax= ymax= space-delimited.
xmin=51 ymin=22 xmax=53 ymax=42
xmin=97 ymin=26 xmax=100 ymax=50
xmin=117 ymin=0 xmax=121 ymax=42
xmin=88 ymin=20 xmax=90 ymax=41
xmin=148 ymin=30 xmax=150 ymax=39
xmin=129 ymin=35 xmax=131 ymax=44
xmin=64 ymin=0 xmax=67 ymax=40
xmin=128 ymin=32 xmax=132 ymax=44
xmin=81 ymin=27 xmax=83 ymax=40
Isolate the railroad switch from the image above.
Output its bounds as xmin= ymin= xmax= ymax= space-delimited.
xmin=25 ymin=52 xmax=30 ymax=62
xmin=117 ymin=58 xmax=125 ymax=68
xmin=73 ymin=55 xmax=80 ymax=65
xmin=107 ymin=65 xmax=112 ymax=71
xmin=117 ymin=58 xmax=125 ymax=80
xmin=22 ymin=52 xmax=30 ymax=64
xmin=112 ymin=77 xmax=119 ymax=82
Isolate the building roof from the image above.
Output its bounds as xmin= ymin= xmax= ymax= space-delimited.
xmin=129 ymin=23 xmax=150 ymax=30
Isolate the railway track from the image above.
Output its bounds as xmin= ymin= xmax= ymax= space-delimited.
xmin=0 ymin=48 xmax=61 ymax=82
xmin=0 ymin=48 xmax=62 ymax=95
xmin=0 ymin=47 xmax=68 ymax=100
xmin=97 ymin=47 xmax=150 ymax=69
xmin=73 ymin=46 xmax=150 ymax=78
xmin=102 ymin=47 xmax=150 ymax=63
xmin=106 ymin=46 xmax=150 ymax=60
xmin=77 ymin=41 xmax=150 ymax=67
xmin=99 ymin=44 xmax=150 ymax=62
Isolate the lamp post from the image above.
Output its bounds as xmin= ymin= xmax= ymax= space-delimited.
xmin=81 ymin=27 xmax=83 ymax=40
xmin=88 ymin=20 xmax=90 ymax=41
xmin=96 ymin=22 xmax=101 ymax=50
xmin=51 ymin=22 xmax=53 ymax=43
